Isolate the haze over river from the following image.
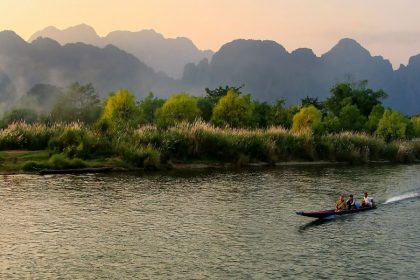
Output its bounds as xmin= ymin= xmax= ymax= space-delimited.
xmin=1 ymin=164 xmax=419 ymax=279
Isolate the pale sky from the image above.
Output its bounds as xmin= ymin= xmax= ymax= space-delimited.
xmin=1 ymin=0 xmax=420 ymax=67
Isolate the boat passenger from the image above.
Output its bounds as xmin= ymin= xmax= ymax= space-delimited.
xmin=361 ymin=192 xmax=375 ymax=208
xmin=346 ymin=194 xmax=356 ymax=210
xmin=335 ymin=195 xmax=347 ymax=211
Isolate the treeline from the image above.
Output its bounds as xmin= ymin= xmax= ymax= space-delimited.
xmin=2 ymin=81 xmax=420 ymax=140
xmin=0 ymin=81 xmax=419 ymax=170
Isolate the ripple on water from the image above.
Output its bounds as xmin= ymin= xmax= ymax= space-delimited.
xmin=0 ymin=165 xmax=419 ymax=279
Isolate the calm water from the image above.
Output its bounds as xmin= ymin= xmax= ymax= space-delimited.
xmin=0 ymin=164 xmax=419 ymax=279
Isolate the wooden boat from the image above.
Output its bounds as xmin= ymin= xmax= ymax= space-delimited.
xmin=39 ymin=167 xmax=114 ymax=175
xmin=296 ymin=206 xmax=376 ymax=219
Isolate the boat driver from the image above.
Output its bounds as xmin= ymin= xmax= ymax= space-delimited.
xmin=361 ymin=192 xmax=375 ymax=208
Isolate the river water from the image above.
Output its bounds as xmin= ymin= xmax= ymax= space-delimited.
xmin=0 ymin=164 xmax=419 ymax=279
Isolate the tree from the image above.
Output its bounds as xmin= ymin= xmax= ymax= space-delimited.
xmin=211 ymin=89 xmax=254 ymax=128
xmin=50 ymin=82 xmax=101 ymax=124
xmin=155 ymin=93 xmax=200 ymax=127
xmin=326 ymin=81 xmax=387 ymax=117
xmin=205 ymin=85 xmax=244 ymax=105
xmin=291 ymin=105 xmax=322 ymax=133
xmin=196 ymin=97 xmax=214 ymax=122
xmin=301 ymin=96 xmax=324 ymax=112
xmin=138 ymin=92 xmax=165 ymax=124
xmin=376 ymin=109 xmax=408 ymax=142
xmin=101 ymin=89 xmax=140 ymax=131
xmin=366 ymin=105 xmax=385 ymax=133
xmin=270 ymin=99 xmax=292 ymax=128
xmin=412 ymin=116 xmax=420 ymax=137
xmin=20 ymin=83 xmax=63 ymax=113
xmin=252 ymin=101 xmax=272 ymax=128
xmin=338 ymin=104 xmax=366 ymax=131
xmin=2 ymin=108 xmax=38 ymax=125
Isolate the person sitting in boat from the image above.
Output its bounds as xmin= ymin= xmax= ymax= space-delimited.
xmin=346 ymin=194 xmax=356 ymax=210
xmin=335 ymin=195 xmax=347 ymax=211
xmin=361 ymin=192 xmax=375 ymax=208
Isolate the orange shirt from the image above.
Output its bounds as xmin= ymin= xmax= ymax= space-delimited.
xmin=336 ymin=199 xmax=347 ymax=211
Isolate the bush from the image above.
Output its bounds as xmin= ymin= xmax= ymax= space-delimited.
xmin=21 ymin=160 xmax=49 ymax=171
xmin=0 ymin=122 xmax=57 ymax=150
xmin=119 ymin=144 xmax=160 ymax=168
xmin=48 ymin=125 xmax=112 ymax=159
xmin=48 ymin=154 xmax=87 ymax=169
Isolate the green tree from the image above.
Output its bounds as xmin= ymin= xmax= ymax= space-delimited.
xmin=411 ymin=116 xmax=420 ymax=137
xmin=252 ymin=101 xmax=272 ymax=128
xmin=338 ymin=104 xmax=366 ymax=131
xmin=155 ymin=93 xmax=200 ymax=127
xmin=138 ymin=92 xmax=165 ymax=124
xmin=270 ymin=99 xmax=297 ymax=128
xmin=323 ymin=114 xmax=341 ymax=133
xmin=301 ymin=96 xmax=324 ymax=112
xmin=365 ymin=104 xmax=385 ymax=133
xmin=326 ymin=81 xmax=387 ymax=117
xmin=196 ymin=97 xmax=214 ymax=122
xmin=205 ymin=85 xmax=244 ymax=105
xmin=211 ymin=89 xmax=254 ymax=128
xmin=376 ymin=109 xmax=408 ymax=142
xmin=50 ymin=82 xmax=101 ymax=124
xmin=20 ymin=83 xmax=63 ymax=113
xmin=100 ymin=89 xmax=140 ymax=131
xmin=2 ymin=108 xmax=38 ymax=125
xmin=291 ymin=105 xmax=322 ymax=133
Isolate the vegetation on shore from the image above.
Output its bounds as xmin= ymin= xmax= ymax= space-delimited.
xmin=0 ymin=81 xmax=419 ymax=172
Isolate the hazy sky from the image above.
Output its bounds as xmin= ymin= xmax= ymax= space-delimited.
xmin=1 ymin=0 xmax=420 ymax=67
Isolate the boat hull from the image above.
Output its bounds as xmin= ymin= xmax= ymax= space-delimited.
xmin=296 ymin=206 xmax=376 ymax=219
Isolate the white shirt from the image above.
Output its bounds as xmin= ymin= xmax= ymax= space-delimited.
xmin=363 ymin=196 xmax=374 ymax=206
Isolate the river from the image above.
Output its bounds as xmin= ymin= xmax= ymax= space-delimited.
xmin=1 ymin=164 xmax=419 ymax=279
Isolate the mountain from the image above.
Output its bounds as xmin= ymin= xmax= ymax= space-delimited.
xmin=0 ymin=31 xmax=176 ymax=108
xmin=29 ymin=24 xmax=213 ymax=78
xmin=2 ymin=29 xmax=420 ymax=115
xmin=183 ymin=38 xmax=419 ymax=114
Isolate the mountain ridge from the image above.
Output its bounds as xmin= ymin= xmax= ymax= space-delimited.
xmin=29 ymin=24 xmax=213 ymax=78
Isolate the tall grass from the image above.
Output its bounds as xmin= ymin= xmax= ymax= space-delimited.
xmin=1 ymin=121 xmax=419 ymax=169
xmin=133 ymin=121 xmax=418 ymax=164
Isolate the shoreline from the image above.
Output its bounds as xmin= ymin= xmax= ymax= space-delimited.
xmin=1 ymin=158 xmax=418 ymax=176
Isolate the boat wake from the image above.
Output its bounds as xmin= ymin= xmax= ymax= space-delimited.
xmin=383 ymin=190 xmax=420 ymax=204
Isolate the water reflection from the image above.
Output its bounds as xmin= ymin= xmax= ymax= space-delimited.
xmin=0 ymin=164 xmax=419 ymax=279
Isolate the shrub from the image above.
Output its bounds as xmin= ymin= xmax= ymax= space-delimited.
xmin=48 ymin=154 xmax=87 ymax=169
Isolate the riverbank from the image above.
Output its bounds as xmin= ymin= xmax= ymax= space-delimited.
xmin=1 ymin=149 xmax=419 ymax=175
xmin=1 ymin=122 xmax=419 ymax=175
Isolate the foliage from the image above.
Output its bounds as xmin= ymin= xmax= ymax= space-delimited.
xmin=155 ymin=93 xmax=200 ymax=127
xmin=205 ymin=85 xmax=244 ymax=105
xmin=47 ymin=153 xmax=87 ymax=169
xmin=21 ymin=83 xmax=63 ymax=113
xmin=197 ymin=97 xmax=214 ymax=122
xmin=291 ymin=105 xmax=322 ymax=133
xmin=101 ymin=89 xmax=140 ymax=132
xmin=338 ymin=105 xmax=366 ymax=131
xmin=326 ymin=81 xmax=387 ymax=117
xmin=252 ymin=101 xmax=272 ymax=128
xmin=411 ymin=116 xmax=420 ymax=137
xmin=1 ymin=108 xmax=38 ymax=126
xmin=50 ymin=82 xmax=101 ymax=124
xmin=211 ymin=89 xmax=254 ymax=128
xmin=0 ymin=122 xmax=58 ymax=150
xmin=366 ymin=105 xmax=385 ymax=133
xmin=301 ymin=96 xmax=324 ymax=112
xmin=376 ymin=109 xmax=409 ymax=142
xmin=138 ymin=92 xmax=165 ymax=124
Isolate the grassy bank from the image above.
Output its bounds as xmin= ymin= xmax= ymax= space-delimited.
xmin=0 ymin=121 xmax=419 ymax=173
